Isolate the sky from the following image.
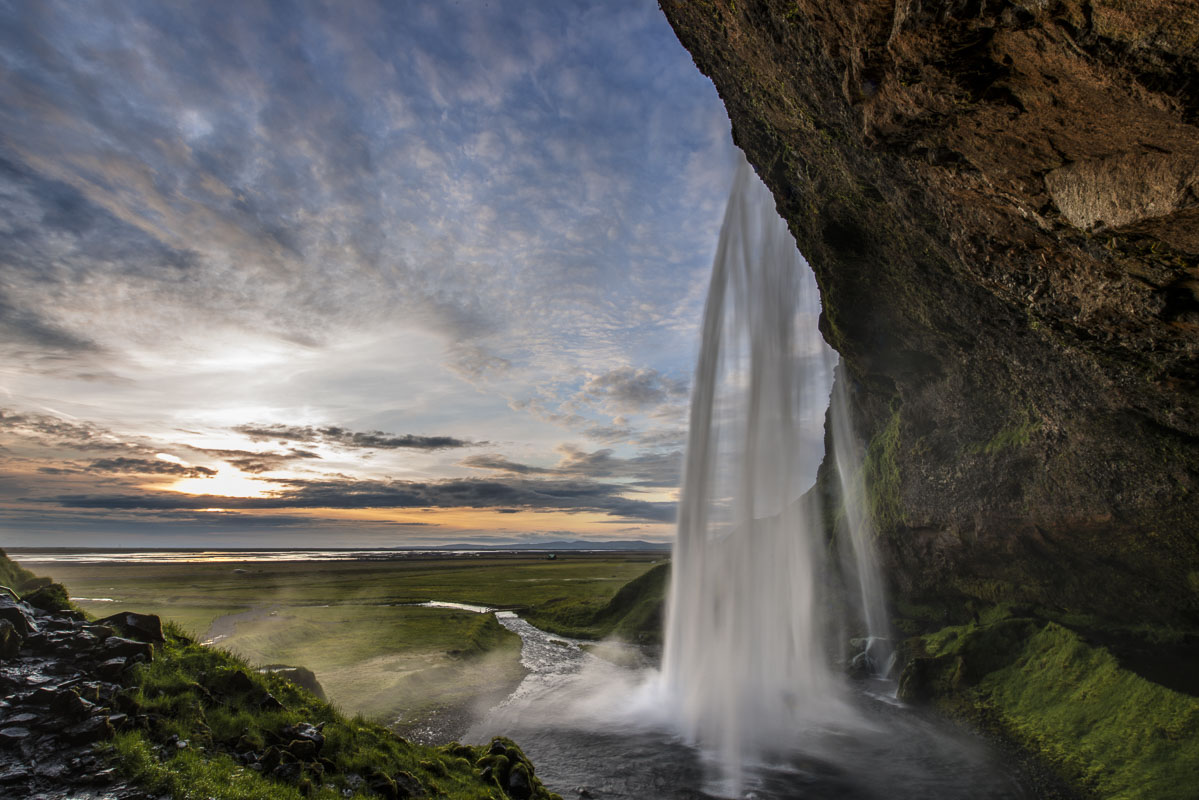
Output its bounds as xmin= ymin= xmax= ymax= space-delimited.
xmin=0 ymin=0 xmax=745 ymax=548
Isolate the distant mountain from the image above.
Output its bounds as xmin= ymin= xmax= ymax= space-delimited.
xmin=418 ymin=539 xmax=672 ymax=552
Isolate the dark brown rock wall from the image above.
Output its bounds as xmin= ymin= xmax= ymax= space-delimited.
xmin=661 ymin=0 xmax=1199 ymax=625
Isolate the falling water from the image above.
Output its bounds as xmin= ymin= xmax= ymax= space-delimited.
xmin=829 ymin=368 xmax=894 ymax=675
xmin=662 ymin=155 xmax=847 ymax=794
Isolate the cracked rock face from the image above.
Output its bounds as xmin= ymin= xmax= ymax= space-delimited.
xmin=661 ymin=0 xmax=1198 ymax=624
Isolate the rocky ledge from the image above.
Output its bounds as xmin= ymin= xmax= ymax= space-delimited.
xmin=0 ymin=594 xmax=159 ymax=798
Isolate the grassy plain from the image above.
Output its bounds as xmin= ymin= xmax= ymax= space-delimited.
xmin=25 ymin=553 xmax=663 ymax=725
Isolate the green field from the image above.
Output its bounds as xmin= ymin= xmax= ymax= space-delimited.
xmin=23 ymin=553 xmax=663 ymax=726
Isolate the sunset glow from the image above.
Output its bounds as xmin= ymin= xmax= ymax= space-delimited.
xmin=163 ymin=470 xmax=280 ymax=499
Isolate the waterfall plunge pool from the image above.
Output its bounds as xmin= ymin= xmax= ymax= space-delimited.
xmin=467 ymin=611 xmax=1035 ymax=800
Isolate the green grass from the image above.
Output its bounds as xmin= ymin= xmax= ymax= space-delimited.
xmin=22 ymin=553 xmax=663 ymax=723
xmin=527 ymin=562 xmax=670 ymax=644
xmin=902 ymin=614 xmax=1199 ymax=799
xmin=35 ymin=555 xmax=662 ymax=637
xmin=0 ymin=547 xmax=43 ymax=591
xmin=108 ymin=622 xmax=563 ymax=800
xmin=215 ymin=604 xmax=525 ymax=725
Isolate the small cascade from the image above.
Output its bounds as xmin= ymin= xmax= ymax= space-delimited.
xmin=829 ymin=367 xmax=894 ymax=676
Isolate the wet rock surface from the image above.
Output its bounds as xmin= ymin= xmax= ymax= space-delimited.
xmin=0 ymin=596 xmax=153 ymax=799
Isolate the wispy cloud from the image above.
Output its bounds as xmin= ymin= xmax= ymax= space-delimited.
xmin=40 ymin=458 xmax=217 ymax=478
xmin=233 ymin=424 xmax=478 ymax=452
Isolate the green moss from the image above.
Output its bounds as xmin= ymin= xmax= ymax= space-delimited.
xmin=902 ymin=618 xmax=1199 ymax=799
xmin=966 ymin=414 xmax=1042 ymax=455
xmin=986 ymin=624 xmax=1199 ymax=799
xmin=863 ymin=406 xmax=904 ymax=531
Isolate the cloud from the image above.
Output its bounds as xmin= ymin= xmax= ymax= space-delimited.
xmin=0 ymin=409 xmax=146 ymax=453
xmin=232 ymin=424 xmax=477 ymax=451
xmin=42 ymin=474 xmax=675 ymax=523
xmin=84 ymin=457 xmax=216 ymax=478
xmin=463 ymin=443 xmax=681 ymax=488
xmin=194 ymin=447 xmax=322 ymax=474
xmin=459 ymin=454 xmax=553 ymax=475
xmin=579 ymin=366 xmax=689 ymax=413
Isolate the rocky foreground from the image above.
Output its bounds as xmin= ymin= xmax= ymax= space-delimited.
xmin=0 ymin=580 xmax=562 ymax=800
xmin=0 ymin=594 xmax=157 ymax=798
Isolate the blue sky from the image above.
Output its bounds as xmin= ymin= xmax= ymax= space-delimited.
xmin=0 ymin=0 xmax=740 ymax=547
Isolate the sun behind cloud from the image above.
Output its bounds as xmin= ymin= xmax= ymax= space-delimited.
xmin=163 ymin=469 xmax=279 ymax=499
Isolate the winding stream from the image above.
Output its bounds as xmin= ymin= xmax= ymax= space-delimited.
xmin=468 ymin=612 xmax=1034 ymax=800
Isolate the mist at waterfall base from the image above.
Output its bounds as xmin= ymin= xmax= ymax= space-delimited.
xmin=469 ymin=157 xmax=1031 ymax=799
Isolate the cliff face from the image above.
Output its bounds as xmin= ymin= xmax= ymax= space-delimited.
xmin=661 ymin=0 xmax=1199 ymax=626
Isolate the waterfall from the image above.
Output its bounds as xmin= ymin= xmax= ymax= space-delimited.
xmin=663 ymin=154 xmax=839 ymax=794
xmin=663 ymin=154 xmax=892 ymax=794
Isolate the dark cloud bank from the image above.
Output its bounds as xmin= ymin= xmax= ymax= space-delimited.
xmin=42 ymin=475 xmax=675 ymax=523
xmin=234 ymin=424 xmax=477 ymax=451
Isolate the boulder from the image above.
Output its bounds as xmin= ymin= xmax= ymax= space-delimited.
xmin=507 ymin=762 xmax=532 ymax=800
xmin=96 ymin=657 xmax=128 ymax=681
xmin=50 ymin=690 xmax=95 ymax=720
xmin=212 ymin=667 xmax=255 ymax=695
xmin=280 ymin=722 xmax=324 ymax=754
xmin=0 ymin=596 xmax=37 ymax=636
xmin=258 ymin=692 xmax=284 ymax=711
xmin=100 ymin=636 xmax=153 ymax=662
xmin=94 ymin=612 xmax=164 ymax=643
xmin=63 ymin=715 xmax=113 ymax=744
xmin=83 ymin=624 xmax=114 ymax=641
xmin=3 ymin=713 xmax=38 ymax=727
xmin=258 ymin=664 xmax=327 ymax=700
xmin=271 ymin=762 xmax=303 ymax=782
xmin=367 ymin=769 xmax=399 ymax=800
xmin=286 ymin=738 xmax=317 ymax=761
xmin=259 ymin=745 xmax=296 ymax=775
